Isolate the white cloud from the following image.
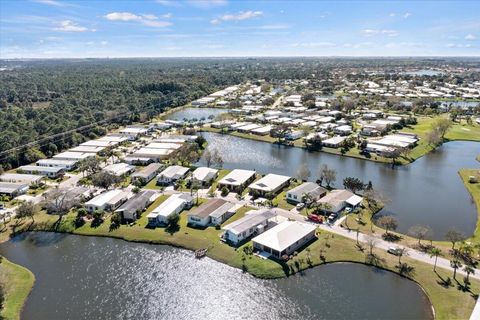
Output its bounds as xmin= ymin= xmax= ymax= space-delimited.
xmin=101 ymin=41 xmax=108 ymax=46
xmin=447 ymin=43 xmax=474 ymax=48
xmin=211 ymin=10 xmax=263 ymax=24
xmin=362 ymin=29 xmax=398 ymax=37
xmin=389 ymin=13 xmax=396 ymax=17
xmin=465 ymin=34 xmax=477 ymax=40
xmin=162 ymin=13 xmax=173 ymax=19
xmin=403 ymin=12 xmax=412 ymax=18
xmin=54 ymin=20 xmax=90 ymax=32
xmin=105 ymin=12 xmax=142 ymax=21
xmin=104 ymin=12 xmax=172 ymax=28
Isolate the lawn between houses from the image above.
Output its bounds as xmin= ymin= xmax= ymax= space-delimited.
xmin=1 ymin=196 xmax=479 ymax=320
xmin=0 ymin=256 xmax=35 ymax=320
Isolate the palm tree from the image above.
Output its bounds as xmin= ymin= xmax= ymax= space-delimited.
xmin=450 ymin=259 xmax=463 ymax=280
xmin=429 ymin=248 xmax=442 ymax=272
xmin=397 ymin=247 xmax=408 ymax=265
xmin=463 ymin=265 xmax=475 ymax=283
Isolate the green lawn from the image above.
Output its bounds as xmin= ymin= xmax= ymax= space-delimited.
xmin=0 ymin=257 xmax=35 ymax=320
xmin=460 ymin=169 xmax=480 ymax=241
xmin=208 ymin=169 xmax=231 ymax=193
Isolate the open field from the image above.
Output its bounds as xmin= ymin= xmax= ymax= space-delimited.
xmin=0 ymin=257 xmax=35 ymax=320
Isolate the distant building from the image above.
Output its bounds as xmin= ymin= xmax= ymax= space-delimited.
xmin=0 ymin=182 xmax=29 ymax=197
xmin=17 ymin=165 xmax=65 ymax=179
xmin=0 ymin=173 xmax=44 ymax=186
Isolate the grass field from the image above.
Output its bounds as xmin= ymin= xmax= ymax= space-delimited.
xmin=459 ymin=169 xmax=480 ymax=241
xmin=0 ymin=257 xmax=35 ymax=320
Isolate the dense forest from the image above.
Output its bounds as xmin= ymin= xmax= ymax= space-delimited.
xmin=0 ymin=57 xmax=479 ymax=169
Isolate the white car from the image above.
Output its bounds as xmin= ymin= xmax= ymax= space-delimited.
xmin=296 ymin=203 xmax=305 ymax=210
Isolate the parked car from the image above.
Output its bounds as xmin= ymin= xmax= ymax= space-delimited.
xmin=387 ymin=247 xmax=402 ymax=256
xmin=308 ymin=214 xmax=323 ymax=224
xmin=296 ymin=202 xmax=305 ymax=210
xmin=345 ymin=207 xmax=352 ymax=213
xmin=328 ymin=213 xmax=338 ymax=222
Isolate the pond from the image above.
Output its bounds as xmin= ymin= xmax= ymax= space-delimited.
xmin=198 ymin=132 xmax=480 ymax=239
xmin=165 ymin=107 xmax=230 ymax=121
xmin=0 ymin=233 xmax=434 ymax=320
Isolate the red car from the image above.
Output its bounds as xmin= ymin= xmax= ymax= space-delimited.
xmin=308 ymin=214 xmax=323 ymax=224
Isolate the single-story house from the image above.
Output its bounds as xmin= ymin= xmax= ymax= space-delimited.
xmin=187 ymin=198 xmax=235 ymax=227
xmin=190 ymin=167 xmax=218 ymax=186
xmin=146 ymin=193 xmax=193 ymax=226
xmin=115 ymin=190 xmax=158 ymax=221
xmin=221 ymin=209 xmax=277 ymax=245
xmin=156 ymin=165 xmax=190 ymax=185
xmin=317 ymin=189 xmax=363 ymax=213
xmin=218 ymin=169 xmax=256 ymax=193
xmin=84 ymin=189 xmax=129 ymax=213
xmin=129 ymin=148 xmax=175 ymax=162
xmin=97 ymin=135 xmax=129 ymax=144
xmin=0 ymin=182 xmax=29 ymax=197
xmin=103 ymin=163 xmax=136 ymax=177
xmin=248 ymin=174 xmax=291 ymax=197
xmin=17 ymin=165 xmax=65 ymax=179
xmin=285 ymin=131 xmax=303 ymax=141
xmin=286 ymin=182 xmax=327 ymax=204
xmin=131 ymin=163 xmax=162 ymax=184
xmin=252 ymin=221 xmax=317 ymax=259
xmin=334 ymin=125 xmax=353 ymax=136
xmin=53 ymin=151 xmax=93 ymax=162
xmin=69 ymin=145 xmax=105 ymax=155
xmin=210 ymin=203 xmax=240 ymax=226
xmin=0 ymin=173 xmax=44 ymax=186
xmin=36 ymin=159 xmax=77 ymax=171
xmin=119 ymin=126 xmax=150 ymax=140
xmin=80 ymin=140 xmax=117 ymax=148
xmin=322 ymin=136 xmax=346 ymax=148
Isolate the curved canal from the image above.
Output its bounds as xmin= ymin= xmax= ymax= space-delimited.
xmin=0 ymin=233 xmax=434 ymax=320
xmin=198 ymin=132 xmax=480 ymax=239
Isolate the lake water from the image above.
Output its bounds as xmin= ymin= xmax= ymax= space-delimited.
xmin=402 ymin=70 xmax=443 ymax=76
xmin=166 ymin=107 xmax=229 ymax=121
xmin=199 ymin=132 xmax=480 ymax=239
xmin=0 ymin=233 xmax=433 ymax=320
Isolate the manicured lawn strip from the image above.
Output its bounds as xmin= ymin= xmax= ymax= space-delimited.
xmin=143 ymin=177 xmax=163 ymax=190
xmin=0 ymin=257 xmax=35 ymax=320
xmin=271 ymin=180 xmax=301 ymax=210
xmin=459 ymin=169 xmax=480 ymax=241
xmin=208 ymin=169 xmax=231 ymax=193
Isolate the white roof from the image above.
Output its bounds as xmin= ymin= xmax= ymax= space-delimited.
xmin=346 ymin=194 xmax=363 ymax=207
xmin=146 ymin=142 xmax=182 ymax=150
xmin=252 ymin=221 xmax=317 ymax=252
xmin=97 ymin=135 xmax=129 ymax=143
xmin=69 ymin=145 xmax=105 ymax=154
xmin=237 ymin=123 xmax=261 ymax=131
xmin=85 ymin=189 xmax=127 ymax=207
xmin=53 ymin=151 xmax=93 ymax=161
xmin=159 ymin=165 xmax=189 ymax=179
xmin=323 ymin=136 xmax=346 ymax=145
xmin=192 ymin=167 xmax=218 ymax=182
xmin=18 ymin=165 xmax=63 ymax=174
xmin=147 ymin=194 xmax=187 ymax=219
xmin=0 ymin=173 xmax=43 ymax=183
xmin=36 ymin=159 xmax=77 ymax=166
xmin=120 ymin=127 xmax=149 ymax=134
xmin=103 ymin=163 xmax=135 ymax=176
xmin=222 ymin=209 xmax=276 ymax=235
xmin=81 ymin=140 xmax=116 ymax=147
xmin=249 ymin=174 xmax=291 ymax=192
xmin=133 ymin=148 xmax=174 ymax=156
xmin=219 ymin=169 xmax=256 ymax=186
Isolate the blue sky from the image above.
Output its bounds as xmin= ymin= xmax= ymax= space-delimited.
xmin=1 ymin=0 xmax=479 ymax=58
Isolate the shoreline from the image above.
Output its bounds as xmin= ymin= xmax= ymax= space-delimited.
xmin=1 ymin=211 xmax=478 ymax=319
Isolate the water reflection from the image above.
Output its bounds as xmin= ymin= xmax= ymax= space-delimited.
xmin=199 ymin=132 xmax=480 ymax=238
xmin=0 ymin=233 xmax=433 ymax=320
